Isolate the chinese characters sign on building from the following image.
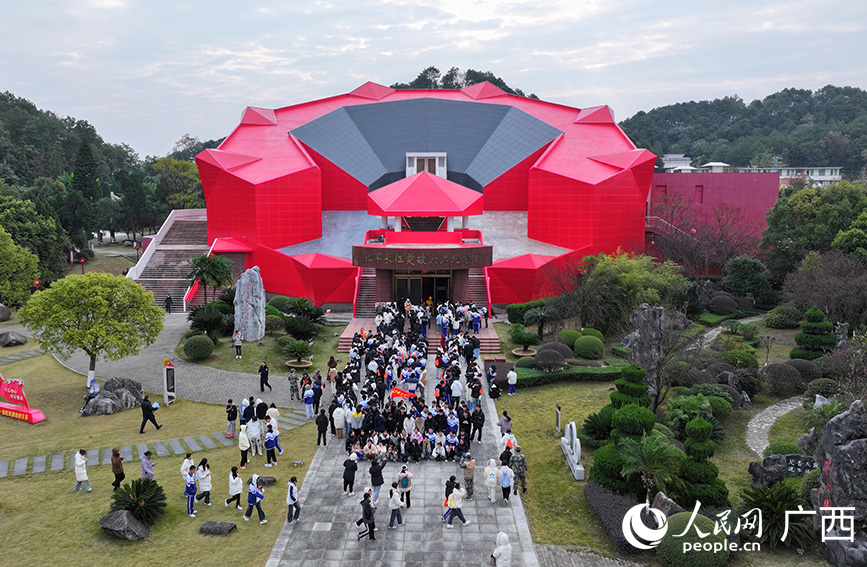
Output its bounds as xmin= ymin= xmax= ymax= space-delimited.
xmin=352 ymin=245 xmax=492 ymax=270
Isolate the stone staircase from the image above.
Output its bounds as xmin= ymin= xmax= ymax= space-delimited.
xmin=468 ymin=267 xmax=489 ymax=309
xmin=134 ymin=220 xmax=211 ymax=308
xmin=354 ymin=267 xmax=377 ymax=318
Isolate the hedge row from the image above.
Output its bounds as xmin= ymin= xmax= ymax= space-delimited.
xmin=584 ymin=481 xmax=643 ymax=553
xmin=505 ymin=299 xmax=547 ymax=325
xmin=515 ymin=363 xmax=625 ymax=386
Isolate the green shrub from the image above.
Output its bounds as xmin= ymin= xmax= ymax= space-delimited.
xmin=514 ymin=364 xmax=625 ymax=387
xmin=610 ymin=344 xmax=629 ymax=358
xmin=680 ymin=479 xmax=730 ymax=510
xmin=738 ymin=322 xmax=759 ymax=340
xmin=556 ymin=329 xmax=583 ymax=347
xmin=718 ymin=349 xmax=759 ymax=369
xmin=267 ymin=295 xmax=294 ymax=313
xmin=789 ymin=347 xmax=823 ymax=361
xmin=738 ymin=372 xmax=762 ymax=398
xmin=738 ymin=482 xmax=814 ymax=549
xmin=537 ymin=341 xmax=573 ymax=358
xmin=532 ymin=349 xmax=566 ymax=372
xmin=580 ymin=411 xmax=614 ymax=443
xmin=653 ymin=422 xmax=674 ymax=439
xmin=760 ymin=362 xmax=804 ymax=395
xmin=764 ymin=304 xmax=803 ymax=329
xmin=74 ymin=248 xmax=95 ymax=261
xmin=283 ymin=296 xmax=326 ymax=323
xmin=684 ymin=417 xmax=712 ymax=442
xmin=275 ymin=335 xmax=295 ymax=348
xmin=514 ymin=356 xmax=534 ymax=368
xmin=284 ymin=315 xmax=321 ymax=341
xmin=665 ymin=395 xmax=712 ymax=438
xmin=708 ymin=294 xmax=737 ymax=315
xmin=264 ymin=304 xmax=286 ymax=320
xmin=706 ymin=396 xmax=733 ymax=418
xmin=580 ymin=328 xmax=604 ymax=341
xmin=690 ymin=384 xmax=733 ymax=405
xmin=183 ymin=335 xmax=214 ymax=360
xmin=265 ymin=315 xmax=284 ymax=335
xmin=793 ymin=331 xmax=836 ymax=350
xmin=588 ymin=442 xmax=644 ymax=498
xmin=110 ymin=478 xmax=167 ymax=526
xmin=611 ymin=403 xmax=656 ymax=437
xmin=505 ymin=299 xmax=546 ymax=325
xmin=780 ymin=476 xmax=806 ymax=503
xmin=680 ymin=459 xmax=719 ymax=485
xmin=657 ymin=512 xmax=730 ymax=567
xmin=613 ymin=378 xmax=649 ymax=399
xmin=785 ymin=358 xmax=822 ymax=383
xmin=574 ymin=335 xmax=604 ymax=359
xmin=792 ymin=306 xmax=835 ymax=360
xmin=512 ymin=330 xmax=541 ymax=351
xmin=670 ymin=386 xmax=693 ymax=397
xmin=684 ymin=437 xmax=716 ymax=461
xmin=799 ymin=469 xmax=821 ymax=503
xmin=699 ymin=311 xmax=736 ymax=326
xmin=816 ymin=354 xmax=848 ymax=379
xmin=803 ymin=378 xmax=839 ymax=407
xmin=620 ymin=364 xmax=646 ymax=382
xmin=283 ymin=338 xmax=312 ymax=362
xmin=762 ymin=441 xmax=805 ymax=458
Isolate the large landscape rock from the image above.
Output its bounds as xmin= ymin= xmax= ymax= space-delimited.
xmin=813 ymin=400 xmax=867 ymax=566
xmin=104 ymin=377 xmax=144 ymax=406
xmin=234 ymin=266 xmax=265 ymax=342
xmin=0 ymin=303 xmax=11 ymax=322
xmin=81 ymin=378 xmax=144 ymax=415
xmin=652 ymin=491 xmax=685 ymax=517
xmin=258 ymin=476 xmax=276 ymax=487
xmin=82 ymin=391 xmax=124 ymax=416
xmin=747 ymin=454 xmax=817 ymax=488
xmin=100 ymin=510 xmax=149 ymax=541
xmin=0 ymin=331 xmax=27 ymax=347
xmin=200 ymin=521 xmax=236 ymax=535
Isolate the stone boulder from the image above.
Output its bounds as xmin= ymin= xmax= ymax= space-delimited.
xmin=715 ymin=383 xmax=744 ymax=409
xmin=104 ymin=377 xmax=144 ymax=407
xmin=234 ymin=266 xmax=265 ymax=342
xmin=716 ymin=371 xmax=740 ymax=390
xmin=258 ymin=476 xmax=276 ymax=487
xmin=652 ymin=491 xmax=685 ymax=518
xmin=82 ymin=391 xmax=123 ymax=416
xmin=0 ymin=303 xmax=11 ymax=322
xmin=797 ymin=431 xmax=819 ymax=455
xmin=0 ymin=331 xmax=27 ymax=347
xmin=813 ymin=400 xmax=867 ymax=566
xmin=747 ymin=454 xmax=818 ymax=488
xmin=200 ymin=521 xmax=236 ymax=535
xmin=100 ymin=510 xmax=149 ymax=541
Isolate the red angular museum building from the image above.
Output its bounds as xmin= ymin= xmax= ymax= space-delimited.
xmin=195 ymin=81 xmax=656 ymax=314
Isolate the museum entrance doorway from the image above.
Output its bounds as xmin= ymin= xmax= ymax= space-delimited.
xmin=394 ymin=271 xmax=450 ymax=305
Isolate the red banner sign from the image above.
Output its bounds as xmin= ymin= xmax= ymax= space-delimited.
xmin=0 ymin=374 xmax=46 ymax=424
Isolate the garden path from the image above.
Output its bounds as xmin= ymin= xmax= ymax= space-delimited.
xmin=744 ymin=395 xmax=803 ymax=457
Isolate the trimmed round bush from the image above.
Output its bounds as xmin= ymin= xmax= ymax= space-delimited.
xmin=556 ymin=330 xmax=583 ymax=348
xmin=537 ymin=341 xmax=573 ymax=358
xmin=790 ymin=347 xmax=823 ymax=361
xmin=706 ymin=396 xmax=733 ymax=419
xmin=763 ymin=441 xmax=805 ymax=458
xmin=816 ymin=355 xmax=848 ymax=379
xmin=587 ymin=443 xmax=644 ymax=497
xmin=265 ymin=315 xmax=284 ymax=335
xmin=580 ymin=328 xmax=604 ymax=341
xmin=719 ymin=349 xmax=759 ymax=369
xmin=803 ymin=378 xmax=839 ymax=406
xmin=707 ymin=362 xmax=736 ymax=376
xmin=514 ymin=356 xmax=534 ymax=368
xmin=614 ymin=378 xmax=649 ymax=399
xmin=184 ymin=335 xmax=214 ymax=360
xmin=784 ymin=359 xmax=821 ymax=383
xmin=685 ymin=417 xmax=713 ymax=442
xmin=610 ymin=391 xmax=651 ymax=410
xmin=611 ymin=403 xmax=657 ymax=437
xmin=275 ymin=334 xmax=295 ymax=348
xmin=267 ymin=295 xmax=294 ymax=313
xmin=760 ymin=363 xmax=804 ymax=395
xmin=653 ymin=422 xmax=675 ymax=439
xmin=684 ymin=437 xmax=716 ymax=461
xmin=738 ymin=322 xmax=759 ymax=340
xmin=532 ymin=349 xmax=566 ymax=372
xmin=657 ymin=512 xmax=730 ymax=567
xmin=620 ymin=364 xmax=647 ymax=382
xmin=265 ymin=304 xmax=286 ymax=320
xmin=738 ymin=372 xmax=762 ymax=398
xmin=765 ymin=304 xmax=803 ymax=329
xmin=708 ymin=294 xmax=737 ymax=315
xmin=793 ymin=331 xmax=836 ymax=350
xmin=691 ymin=383 xmax=733 ymax=405
xmin=680 ymin=459 xmax=720 ymax=485
xmin=804 ymin=306 xmax=825 ymax=322
xmin=574 ymin=335 xmax=604 ymax=359
xmin=800 ymin=469 xmax=821 ymax=503
xmin=680 ymin=479 xmax=730 ymax=510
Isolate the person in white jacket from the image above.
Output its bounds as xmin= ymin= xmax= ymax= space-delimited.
xmin=492 ymin=532 xmax=512 ymax=567
xmin=332 ymin=404 xmax=346 ymax=438
xmin=73 ymin=449 xmax=91 ymax=492
xmin=225 ymin=466 xmax=243 ymax=509
xmin=387 ymin=482 xmax=405 ymax=528
xmin=483 ymin=458 xmax=499 ymax=504
xmin=286 ymin=476 xmax=301 ymax=524
xmin=195 ymin=458 xmax=212 ymax=505
xmin=446 ymin=483 xmax=469 ymax=528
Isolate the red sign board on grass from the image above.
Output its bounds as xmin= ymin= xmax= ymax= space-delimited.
xmin=0 ymin=373 xmax=46 ymax=423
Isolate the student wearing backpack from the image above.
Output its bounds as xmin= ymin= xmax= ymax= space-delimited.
xmin=390 ymin=464 xmax=410 ymax=506
xmin=446 ymin=482 xmax=470 ymax=528
xmin=483 ymin=459 xmax=499 ymax=504
xmin=498 ymin=463 xmax=514 ymax=504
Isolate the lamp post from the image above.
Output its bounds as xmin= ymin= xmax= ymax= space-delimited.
xmin=79 ymin=257 xmax=85 ymax=275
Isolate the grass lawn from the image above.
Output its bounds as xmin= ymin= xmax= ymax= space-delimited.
xmin=68 ymin=251 xmax=137 ymax=277
xmin=175 ymin=324 xmax=347 ymax=375
xmin=0 ymin=352 xmax=316 ymax=567
xmin=768 ymin=406 xmax=807 ymax=446
xmin=493 ymin=382 xmax=620 ymax=554
xmin=752 ymin=320 xmax=798 ymax=366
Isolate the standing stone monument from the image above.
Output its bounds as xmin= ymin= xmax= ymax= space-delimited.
xmin=560 ymin=421 xmax=585 ymax=480
xmin=623 ymin=303 xmax=667 ymax=395
xmin=835 ymin=322 xmax=850 ymax=351
xmin=234 ymin=266 xmax=265 ymax=342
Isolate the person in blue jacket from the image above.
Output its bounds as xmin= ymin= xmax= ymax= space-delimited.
xmin=184 ymin=465 xmax=197 ymax=517
xmin=243 ymin=474 xmax=267 ymax=524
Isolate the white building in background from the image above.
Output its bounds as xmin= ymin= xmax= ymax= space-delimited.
xmin=661 ymin=153 xmax=693 ymax=171
xmin=738 ymin=166 xmax=843 ymax=187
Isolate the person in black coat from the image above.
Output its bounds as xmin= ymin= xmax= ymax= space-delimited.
xmin=470 ymin=406 xmax=485 ymax=441
xmin=243 ymin=397 xmax=255 ymax=424
xmin=369 ymin=457 xmax=386 ymax=503
xmin=357 ymin=492 xmax=376 ymax=541
xmin=500 ymin=446 xmax=512 ymax=467
xmin=342 ymin=454 xmax=358 ymax=496
xmin=139 ymin=395 xmax=161 ymax=434
xmin=225 ymin=400 xmax=238 ymax=438
xmin=315 ymin=409 xmax=329 ymax=446
xmin=258 ymin=362 xmax=271 ymax=392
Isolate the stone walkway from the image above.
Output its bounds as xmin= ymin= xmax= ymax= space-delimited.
xmin=266 ymin=353 xmax=539 ymax=567
xmin=535 ymin=545 xmax=643 ymax=567
xmin=745 ymin=395 xmax=803 ymax=457
xmin=0 ymin=408 xmax=310 ymax=479
xmin=0 ymin=348 xmax=44 ymax=365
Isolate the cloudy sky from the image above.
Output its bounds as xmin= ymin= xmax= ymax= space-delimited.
xmin=2 ymin=0 xmax=865 ymax=157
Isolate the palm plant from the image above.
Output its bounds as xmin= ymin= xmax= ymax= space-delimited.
xmin=187 ymin=254 xmax=234 ymax=304
xmin=283 ymin=339 xmax=312 ymax=363
xmin=523 ymin=305 xmax=557 ymax=341
xmin=284 ymin=297 xmax=326 ymax=324
xmin=284 ymin=315 xmax=321 ymax=341
xmin=110 ymin=478 xmax=167 ymax=526
xmin=619 ymin=432 xmax=683 ymax=507
xmin=187 ymin=304 xmax=228 ymax=344
xmin=738 ymin=482 xmax=814 ymax=550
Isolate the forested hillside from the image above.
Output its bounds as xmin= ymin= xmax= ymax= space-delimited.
xmin=620 ymin=85 xmax=867 ymax=178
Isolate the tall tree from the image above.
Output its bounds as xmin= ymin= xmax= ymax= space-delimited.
xmin=71 ymin=142 xmax=101 ymax=202
xmin=0 ymin=195 xmax=70 ymax=282
xmin=187 ymin=254 xmax=234 ymax=304
xmin=19 ymin=273 xmax=164 ymax=385
xmin=0 ymin=224 xmax=39 ymax=307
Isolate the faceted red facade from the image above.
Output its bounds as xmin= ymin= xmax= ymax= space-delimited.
xmin=196 ymin=82 xmax=655 ymax=304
